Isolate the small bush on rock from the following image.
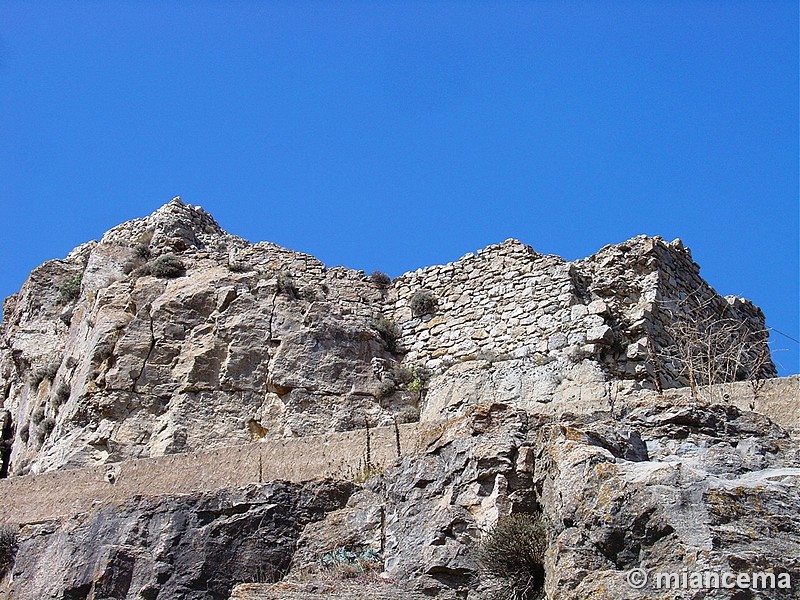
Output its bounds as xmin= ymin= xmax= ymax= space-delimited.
xmin=30 ymin=362 xmax=59 ymax=388
xmin=276 ymin=271 xmax=299 ymax=298
xmin=410 ymin=289 xmax=437 ymax=317
xmin=41 ymin=417 xmax=56 ymax=436
xmin=372 ymin=314 xmax=401 ymax=353
xmin=18 ymin=423 xmax=29 ymax=443
xmin=319 ymin=545 xmax=382 ymax=579
xmin=394 ymin=404 xmax=420 ymax=423
xmin=376 ymin=379 xmax=397 ymax=400
xmin=227 ymin=259 xmax=250 ymax=273
xmin=474 ymin=513 xmax=547 ymax=600
xmin=134 ymin=243 xmax=151 ymax=260
xmin=370 ymin=271 xmax=391 ymax=287
xmin=31 ymin=408 xmax=45 ymax=424
xmin=54 ymin=383 xmax=70 ymax=406
xmin=407 ymin=369 xmax=428 ymax=398
xmin=149 ymin=254 xmax=186 ymax=278
xmin=58 ymin=272 xmax=83 ymax=303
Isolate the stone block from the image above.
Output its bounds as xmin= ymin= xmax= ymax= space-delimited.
xmin=548 ymin=333 xmax=567 ymax=351
xmin=587 ymin=325 xmax=613 ymax=345
xmin=588 ymin=299 xmax=609 ymax=315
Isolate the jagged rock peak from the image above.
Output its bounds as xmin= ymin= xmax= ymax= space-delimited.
xmin=100 ymin=197 xmax=225 ymax=251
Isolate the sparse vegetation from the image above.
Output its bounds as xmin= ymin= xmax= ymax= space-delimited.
xmin=392 ymin=364 xmax=428 ymax=399
xmin=18 ymin=423 xmax=29 ymax=443
xmin=134 ymin=243 xmax=151 ymax=260
xmin=276 ymin=271 xmax=299 ymax=298
xmin=319 ymin=545 xmax=382 ymax=579
xmin=372 ymin=314 xmax=401 ymax=353
xmin=30 ymin=362 xmax=59 ymax=388
xmin=300 ymin=287 xmax=317 ymax=302
xmin=407 ymin=371 xmax=426 ymax=398
xmin=54 ymin=383 xmax=71 ymax=406
xmin=41 ymin=417 xmax=56 ymax=436
xmin=657 ymin=292 xmax=773 ymax=402
xmin=0 ymin=524 xmax=18 ymax=578
xmin=58 ymin=272 xmax=83 ymax=303
xmin=228 ymin=258 xmax=250 ymax=273
xmin=352 ymin=461 xmax=385 ymax=484
xmin=410 ymin=289 xmax=437 ymax=317
xmin=149 ymin=254 xmax=186 ymax=278
xmin=31 ymin=408 xmax=45 ymax=424
xmin=376 ymin=379 xmax=397 ymax=400
xmin=474 ymin=513 xmax=548 ymax=600
xmin=394 ymin=404 xmax=420 ymax=424
xmin=124 ymin=242 xmax=152 ymax=275
xmin=352 ymin=417 xmax=384 ymax=483
xmin=370 ymin=271 xmax=391 ymax=287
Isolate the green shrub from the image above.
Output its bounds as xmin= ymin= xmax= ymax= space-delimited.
xmin=370 ymin=271 xmax=391 ymax=287
xmin=392 ymin=365 xmax=428 ymax=398
xmin=40 ymin=417 xmax=56 ymax=436
xmin=407 ymin=375 xmax=424 ymax=397
xmin=149 ymin=254 xmax=186 ymax=278
xmin=0 ymin=524 xmax=18 ymax=578
xmin=18 ymin=423 xmax=29 ymax=443
xmin=276 ymin=271 xmax=299 ymax=298
xmin=31 ymin=408 xmax=45 ymax=424
xmin=54 ymin=383 xmax=70 ymax=406
xmin=58 ymin=272 xmax=83 ymax=303
xmin=376 ymin=379 xmax=397 ymax=400
xmin=410 ymin=290 xmax=437 ymax=317
xmin=319 ymin=545 xmax=382 ymax=578
xmin=372 ymin=314 xmax=401 ymax=353
xmin=474 ymin=513 xmax=547 ymax=600
xmin=30 ymin=362 xmax=59 ymax=388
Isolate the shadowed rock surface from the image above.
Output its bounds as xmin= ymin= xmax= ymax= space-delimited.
xmin=7 ymin=481 xmax=354 ymax=600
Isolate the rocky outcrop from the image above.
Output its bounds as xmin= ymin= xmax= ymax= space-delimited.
xmin=230 ymin=396 xmax=798 ymax=599
xmin=0 ymin=200 xmax=416 ymax=475
xmin=5 ymin=480 xmax=354 ymax=600
xmin=0 ymin=198 xmax=789 ymax=599
xmin=0 ymin=199 xmax=774 ymax=478
xmin=0 ymin=385 xmax=796 ymax=598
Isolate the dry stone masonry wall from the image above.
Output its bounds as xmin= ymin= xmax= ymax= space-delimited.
xmin=390 ymin=235 xmax=773 ymax=386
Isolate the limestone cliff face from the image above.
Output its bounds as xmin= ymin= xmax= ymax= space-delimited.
xmin=0 ymin=200 xmax=407 ymax=475
xmin=0 ymin=199 xmax=774 ymax=477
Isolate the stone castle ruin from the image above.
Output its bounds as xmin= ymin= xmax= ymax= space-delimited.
xmin=0 ymin=199 xmax=795 ymax=600
xmin=0 ymin=198 xmax=774 ymax=478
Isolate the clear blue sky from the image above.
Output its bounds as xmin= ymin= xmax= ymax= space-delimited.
xmin=1 ymin=2 xmax=797 ymax=375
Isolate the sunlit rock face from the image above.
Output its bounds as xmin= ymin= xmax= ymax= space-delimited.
xmin=0 ymin=198 xmax=773 ymax=476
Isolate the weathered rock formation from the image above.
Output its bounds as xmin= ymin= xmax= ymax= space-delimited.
xmin=0 ymin=199 xmax=793 ymax=600
xmin=0 ymin=199 xmax=774 ymax=477
xmin=8 ymin=480 xmax=354 ymax=599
